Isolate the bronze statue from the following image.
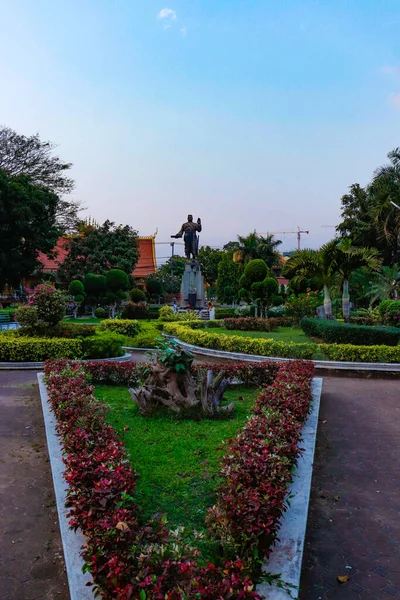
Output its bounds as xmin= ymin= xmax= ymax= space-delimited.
xmin=171 ymin=215 xmax=202 ymax=261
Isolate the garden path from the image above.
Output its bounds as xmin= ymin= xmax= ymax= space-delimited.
xmin=300 ymin=376 xmax=400 ymax=600
xmin=0 ymin=370 xmax=69 ymax=600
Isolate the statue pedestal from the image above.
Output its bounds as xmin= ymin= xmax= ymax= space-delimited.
xmin=180 ymin=263 xmax=205 ymax=310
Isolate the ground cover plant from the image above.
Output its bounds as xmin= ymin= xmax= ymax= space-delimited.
xmin=43 ymin=358 xmax=314 ymax=599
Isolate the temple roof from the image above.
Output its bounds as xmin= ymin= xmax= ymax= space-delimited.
xmin=38 ymin=235 xmax=157 ymax=278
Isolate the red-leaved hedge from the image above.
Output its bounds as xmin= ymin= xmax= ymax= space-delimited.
xmin=43 ymin=358 xmax=314 ymax=599
xmin=223 ymin=317 xmax=296 ymax=331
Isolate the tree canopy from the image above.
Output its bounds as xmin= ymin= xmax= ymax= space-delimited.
xmin=0 ymin=169 xmax=61 ymax=288
xmin=0 ymin=126 xmax=79 ymax=232
xmin=60 ymin=220 xmax=139 ymax=281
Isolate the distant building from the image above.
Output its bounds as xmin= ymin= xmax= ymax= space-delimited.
xmin=272 ymin=255 xmax=289 ymax=290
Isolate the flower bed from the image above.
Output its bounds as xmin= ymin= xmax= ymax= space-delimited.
xmin=43 ymin=358 xmax=314 ymax=599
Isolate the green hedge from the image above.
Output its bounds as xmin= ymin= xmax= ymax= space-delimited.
xmin=301 ymin=317 xmax=400 ymax=346
xmin=164 ymin=323 xmax=400 ymax=363
xmin=0 ymin=337 xmax=82 ymax=361
xmin=99 ymin=319 xmax=141 ymax=337
xmin=163 ymin=323 xmax=316 ymax=359
xmin=81 ymin=333 xmax=124 ymax=359
xmin=215 ymin=308 xmax=236 ymax=319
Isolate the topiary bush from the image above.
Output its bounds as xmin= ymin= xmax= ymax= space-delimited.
xmin=15 ymin=306 xmax=39 ymax=328
xmin=301 ymin=317 xmax=400 ymax=346
xmin=94 ymin=307 xmax=107 ymax=319
xmin=129 ymin=288 xmax=147 ymax=303
xmin=29 ymin=284 xmax=66 ymax=326
xmin=243 ymin=259 xmax=268 ymax=283
xmin=158 ymin=305 xmax=176 ymax=322
xmin=98 ymin=318 xmax=141 ymax=337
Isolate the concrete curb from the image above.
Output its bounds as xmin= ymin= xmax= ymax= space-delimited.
xmin=37 ymin=373 xmax=95 ymax=600
xmin=0 ymin=352 xmax=132 ymax=370
xmin=164 ymin=335 xmax=400 ymax=373
xmin=38 ymin=372 xmax=322 ymax=600
xmin=257 ymin=377 xmax=323 ymax=599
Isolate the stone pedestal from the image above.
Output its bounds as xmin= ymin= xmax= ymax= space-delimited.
xmin=180 ymin=263 xmax=206 ymax=310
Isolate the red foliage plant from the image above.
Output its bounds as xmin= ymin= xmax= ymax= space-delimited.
xmin=43 ymin=358 xmax=314 ymax=599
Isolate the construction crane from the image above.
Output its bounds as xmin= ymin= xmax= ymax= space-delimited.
xmin=258 ymin=226 xmax=310 ymax=251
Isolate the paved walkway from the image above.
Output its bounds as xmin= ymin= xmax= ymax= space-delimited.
xmin=300 ymin=377 xmax=400 ymax=600
xmin=0 ymin=371 xmax=69 ymax=600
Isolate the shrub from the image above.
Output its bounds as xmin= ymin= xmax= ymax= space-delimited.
xmin=81 ymin=333 xmax=124 ymax=358
xmin=378 ymin=299 xmax=400 ymax=327
xmin=243 ymin=259 xmax=268 ymax=283
xmin=320 ymin=343 xmax=400 ymax=363
xmin=301 ymin=317 xmax=400 ymax=346
xmin=29 ymin=284 xmax=66 ymax=325
xmin=129 ymin=288 xmax=147 ymax=303
xmin=98 ymin=318 xmax=141 ymax=337
xmin=223 ymin=317 xmax=278 ymax=332
xmin=0 ymin=337 xmax=82 ymax=361
xmin=285 ymin=292 xmax=323 ymax=321
xmin=121 ymin=302 xmax=159 ymax=320
xmin=15 ymin=306 xmax=38 ymax=328
xmin=164 ymin=323 xmax=316 ymax=359
xmin=159 ymin=305 xmax=176 ymax=321
xmin=23 ymin=322 xmax=96 ymax=339
xmin=94 ymin=307 xmax=107 ymax=319
xmin=215 ymin=307 xmax=236 ymax=319
xmin=267 ymin=304 xmax=286 ymax=317
xmin=69 ymin=279 xmax=84 ymax=297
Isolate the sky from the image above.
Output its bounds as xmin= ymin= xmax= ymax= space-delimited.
xmin=1 ymin=0 xmax=400 ymax=265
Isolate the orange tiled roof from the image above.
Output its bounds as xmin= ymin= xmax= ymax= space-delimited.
xmin=38 ymin=235 xmax=157 ymax=278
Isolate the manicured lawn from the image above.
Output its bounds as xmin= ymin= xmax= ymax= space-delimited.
xmin=213 ymin=326 xmax=313 ymax=344
xmin=63 ymin=317 xmax=102 ymax=324
xmin=95 ymin=384 xmax=258 ymax=551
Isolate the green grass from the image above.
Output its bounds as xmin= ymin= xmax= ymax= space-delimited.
xmin=95 ymin=384 xmax=258 ymax=549
xmin=213 ymin=326 xmax=313 ymax=344
xmin=63 ymin=317 xmax=102 ymax=324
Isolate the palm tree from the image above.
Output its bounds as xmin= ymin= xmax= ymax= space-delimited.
xmin=369 ymin=148 xmax=400 ymax=262
xmin=331 ymin=239 xmax=381 ymax=322
xmin=230 ymin=232 xmax=282 ymax=267
xmin=369 ymin=264 xmax=400 ymax=302
xmin=282 ymin=240 xmax=337 ymax=318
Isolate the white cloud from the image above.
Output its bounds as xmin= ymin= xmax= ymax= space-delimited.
xmin=157 ymin=8 xmax=177 ymax=21
xmin=389 ymin=93 xmax=400 ymax=109
xmin=180 ymin=26 xmax=187 ymax=37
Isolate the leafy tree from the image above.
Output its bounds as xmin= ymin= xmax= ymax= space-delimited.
xmin=69 ymin=279 xmax=86 ymax=318
xmin=83 ymin=273 xmax=107 ymax=317
xmin=251 ymin=277 xmax=279 ymax=317
xmin=130 ymin=288 xmax=147 ymax=303
xmin=0 ymin=169 xmax=61 ymax=288
xmin=336 ymin=184 xmax=377 ymax=248
xmin=198 ymin=246 xmax=225 ymax=286
xmin=217 ymin=255 xmax=242 ymax=303
xmin=60 ymin=220 xmax=139 ymax=281
xmin=238 ymin=259 xmax=277 ymax=316
xmin=105 ymin=269 xmax=129 ymax=319
xmin=158 ymin=255 xmax=186 ymax=279
xmin=145 ymin=274 xmax=164 ymax=299
xmin=0 ymin=126 xmax=79 ymax=231
xmin=368 ymin=264 xmax=400 ymax=302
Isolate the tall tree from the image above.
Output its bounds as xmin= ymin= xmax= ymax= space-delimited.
xmin=60 ymin=220 xmax=139 ymax=281
xmin=217 ymin=254 xmax=242 ymax=303
xmin=158 ymin=256 xmax=186 ymax=279
xmin=0 ymin=126 xmax=79 ymax=232
xmin=336 ymin=184 xmax=377 ymax=248
xmin=0 ymin=169 xmax=60 ymax=288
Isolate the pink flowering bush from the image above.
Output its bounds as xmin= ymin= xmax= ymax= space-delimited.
xmin=43 ymin=358 xmax=314 ymax=599
xmin=29 ymin=283 xmax=66 ymax=325
xmin=378 ymin=299 xmax=400 ymax=327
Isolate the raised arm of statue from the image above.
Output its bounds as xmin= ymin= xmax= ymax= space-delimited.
xmin=196 ymin=218 xmax=202 ymax=233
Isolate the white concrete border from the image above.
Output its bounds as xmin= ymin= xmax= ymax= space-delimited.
xmin=38 ymin=372 xmax=322 ymax=600
xmin=164 ymin=335 xmax=400 ymax=373
xmin=37 ymin=373 xmax=95 ymax=600
xmin=257 ymin=377 xmax=323 ymax=599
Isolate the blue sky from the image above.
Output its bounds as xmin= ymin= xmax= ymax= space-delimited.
xmin=1 ymin=0 xmax=400 ymax=263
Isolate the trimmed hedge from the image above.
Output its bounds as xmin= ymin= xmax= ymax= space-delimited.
xmin=301 ymin=317 xmax=400 ymax=346
xmin=319 ymin=344 xmax=400 ymax=363
xmin=215 ymin=307 xmax=236 ymax=319
xmin=223 ymin=317 xmax=295 ymax=331
xmin=164 ymin=322 xmax=400 ymax=363
xmin=81 ymin=333 xmax=124 ymax=359
xmin=163 ymin=323 xmax=316 ymax=359
xmin=0 ymin=337 xmax=82 ymax=361
xmin=99 ymin=318 xmax=141 ymax=337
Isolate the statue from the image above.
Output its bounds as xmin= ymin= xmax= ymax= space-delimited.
xmin=171 ymin=215 xmax=202 ymax=261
